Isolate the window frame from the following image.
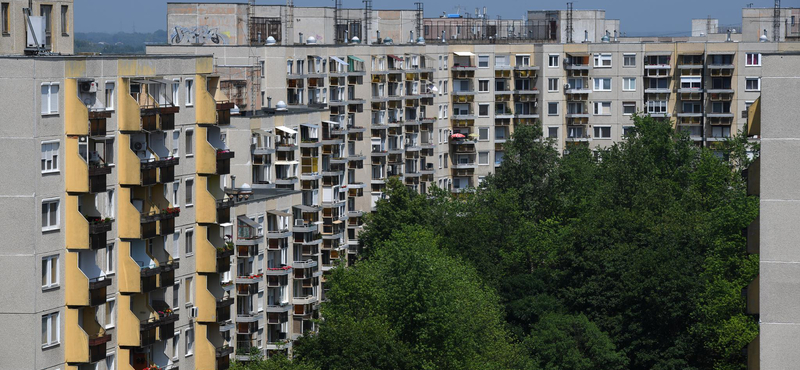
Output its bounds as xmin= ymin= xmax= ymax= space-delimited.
xmin=184 ymin=128 xmax=194 ymax=157
xmin=622 ymin=102 xmax=636 ymax=116
xmin=41 ymin=140 xmax=60 ymax=174
xmin=547 ymin=126 xmax=559 ymax=138
xmin=41 ymin=82 xmax=60 ymax=115
xmin=41 ymin=311 xmax=60 ymax=348
xmin=548 ymin=54 xmax=559 ymax=68
xmin=184 ymin=178 xmax=194 ymax=207
xmin=477 ymin=55 xmax=490 ymax=68
xmin=60 ymin=5 xmax=68 ymax=35
xmin=478 ymin=103 xmax=490 ymax=117
xmin=1 ymin=2 xmax=9 ymax=35
xmin=42 ymin=254 xmax=59 ymax=290
xmin=593 ymin=101 xmax=612 ymax=116
xmin=478 ymin=79 xmax=490 ymax=93
xmin=593 ymin=78 xmax=612 ymax=91
xmin=745 ymin=53 xmax=761 ymax=67
xmin=105 ymin=243 xmax=115 ymax=275
xmin=593 ymin=125 xmax=612 ymax=139
xmin=184 ymin=327 xmax=194 ymax=357
xmin=547 ymin=78 xmax=559 ymax=92
xmin=478 ymin=127 xmax=489 ymax=141
xmin=105 ymin=298 xmax=116 ymax=329
xmin=185 ymin=228 xmax=194 ymax=256
xmin=745 ymin=77 xmax=761 ymax=92
xmin=41 ymin=198 xmax=60 ymax=231
xmin=547 ymin=102 xmax=559 ymax=116
xmin=622 ymin=77 xmax=636 ymax=91
xmin=623 ymin=53 xmax=636 ymax=67
xmin=593 ymin=53 xmax=612 ymax=68
xmin=185 ymin=79 xmax=194 ymax=106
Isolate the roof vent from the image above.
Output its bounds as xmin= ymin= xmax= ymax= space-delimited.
xmin=307 ymin=36 xmax=317 ymax=44
xmin=276 ymin=101 xmax=288 ymax=111
xmin=384 ymin=37 xmax=394 ymax=45
xmin=760 ymin=29 xmax=769 ymax=42
xmin=266 ymin=36 xmax=277 ymax=45
xmin=351 ymin=36 xmax=360 ymax=44
xmin=417 ymin=36 xmax=426 ymax=45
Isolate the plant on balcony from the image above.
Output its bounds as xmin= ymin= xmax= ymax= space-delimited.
xmin=221 ymin=281 xmax=233 ymax=288
xmin=161 ymin=206 xmax=180 ymax=215
xmin=156 ymin=308 xmax=173 ymax=317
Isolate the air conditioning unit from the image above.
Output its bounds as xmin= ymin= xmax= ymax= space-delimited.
xmin=80 ymin=81 xmax=99 ymax=93
xmin=564 ymin=83 xmax=572 ymax=90
xmin=190 ymin=307 xmax=199 ymax=318
xmin=294 ymin=219 xmax=306 ymax=227
xmin=133 ymin=142 xmax=145 ymax=151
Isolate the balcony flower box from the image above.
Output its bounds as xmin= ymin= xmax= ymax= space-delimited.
xmin=216 ymin=149 xmax=235 ymax=160
xmin=88 ymin=163 xmax=112 ymax=176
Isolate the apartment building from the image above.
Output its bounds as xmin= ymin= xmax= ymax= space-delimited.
xmin=0 ymin=0 xmax=73 ymax=55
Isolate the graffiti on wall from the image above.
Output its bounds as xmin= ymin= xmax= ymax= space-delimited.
xmin=170 ymin=25 xmax=231 ymax=45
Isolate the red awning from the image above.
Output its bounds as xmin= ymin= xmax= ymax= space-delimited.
xmin=388 ymin=54 xmax=403 ymax=62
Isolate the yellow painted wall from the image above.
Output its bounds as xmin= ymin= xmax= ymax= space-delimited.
xmin=65 ymin=195 xmax=89 ymax=250
xmin=65 ymin=136 xmax=89 ymax=193
xmin=196 ymin=74 xmax=217 ymax=125
xmin=117 ymin=187 xmax=140 ymax=240
xmin=116 ymin=294 xmax=139 ymax=347
xmin=195 ymin=322 xmax=217 ymax=370
xmin=196 ymin=126 xmax=217 ymax=175
xmin=117 ymin=78 xmax=141 ymax=132
xmin=117 ymin=134 xmax=141 ymax=186
xmin=748 ymin=97 xmax=761 ymax=136
xmin=118 ymin=241 xmax=141 ymax=294
xmin=64 ymin=79 xmax=89 ymax=136
xmin=196 ymin=176 xmax=216 ymax=224
xmin=196 ymin=274 xmax=218 ymax=323
xmin=65 ymin=251 xmax=89 ymax=307
xmin=65 ymin=308 xmax=89 ymax=363
xmin=196 ymin=225 xmax=217 ymax=274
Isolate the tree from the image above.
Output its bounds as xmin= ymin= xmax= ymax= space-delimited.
xmin=296 ymin=226 xmax=526 ymax=370
xmin=229 ymin=353 xmax=319 ymax=370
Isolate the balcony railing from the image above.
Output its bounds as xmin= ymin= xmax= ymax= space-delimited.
xmin=88 ymin=163 xmax=112 ymax=193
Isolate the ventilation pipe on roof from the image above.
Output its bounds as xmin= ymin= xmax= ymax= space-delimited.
xmin=409 ymin=30 xmax=414 ymax=44
xmin=442 ymin=30 xmax=446 ymax=43
xmin=376 ymin=30 xmax=381 ymax=44
xmin=614 ymin=30 xmax=618 ymax=42
xmin=583 ymin=30 xmax=589 ymax=43
xmin=761 ymin=29 xmax=769 ymax=42
xmin=726 ymin=29 xmax=732 ymax=42
xmin=299 ymin=32 xmax=303 ymax=44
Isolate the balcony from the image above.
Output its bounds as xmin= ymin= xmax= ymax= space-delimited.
xmin=197 ymin=274 xmax=224 ymax=324
xmin=236 ymin=273 xmax=264 ymax=284
xmin=66 ymin=307 xmax=111 ymax=364
xmin=118 ymin=241 xmax=161 ymax=294
xmin=293 ymin=259 xmax=318 ymax=269
xmin=117 ymin=294 xmax=158 ymax=347
xmin=65 ymin=137 xmax=112 ymax=194
xmin=65 ymin=251 xmax=112 ymax=307
xmin=198 ymin=126 xmax=234 ymax=176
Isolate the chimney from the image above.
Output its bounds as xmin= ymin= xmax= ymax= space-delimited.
xmin=442 ymin=30 xmax=446 ymax=43
xmin=726 ymin=29 xmax=732 ymax=42
xmin=614 ymin=30 xmax=618 ymax=42
xmin=344 ymin=29 xmax=349 ymax=43
xmin=377 ymin=30 xmax=381 ymax=43
xmin=409 ymin=30 xmax=414 ymax=43
xmin=267 ymin=97 xmax=272 ymax=108
xmin=584 ymin=30 xmax=589 ymax=43
xmin=231 ymin=175 xmax=236 ymax=189
xmin=299 ymin=32 xmax=303 ymax=44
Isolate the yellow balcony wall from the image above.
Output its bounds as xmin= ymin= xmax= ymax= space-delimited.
xmin=196 ymin=273 xmax=223 ymax=323
xmin=65 ymin=136 xmax=89 ymax=193
xmin=118 ymin=78 xmax=142 ymax=132
xmin=65 ymin=307 xmax=105 ymax=363
xmin=748 ymin=97 xmax=761 ymax=137
xmin=117 ymin=348 xmax=135 ymax=370
xmin=65 ymin=195 xmax=89 ymax=250
xmin=117 ymin=134 xmax=142 ymax=186
xmin=65 ymin=251 xmax=90 ymax=306
xmin=65 ymin=79 xmax=89 ymax=136
xmin=196 ymin=175 xmax=219 ymax=224
xmin=197 ymin=225 xmax=222 ymax=274
xmin=118 ymin=241 xmax=144 ymax=294
xmin=195 ymin=323 xmax=224 ymax=370
xmin=196 ymin=126 xmax=217 ymax=175
xmin=196 ymin=74 xmax=217 ymax=125
xmin=117 ymin=187 xmax=141 ymax=240
xmin=118 ymin=294 xmax=157 ymax=347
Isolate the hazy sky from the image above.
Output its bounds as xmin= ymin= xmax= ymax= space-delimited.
xmin=75 ymin=0 xmax=789 ymax=36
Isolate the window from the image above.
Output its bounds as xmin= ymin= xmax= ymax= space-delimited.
xmin=173 ymin=332 xmax=180 ymax=359
xmin=438 ymin=55 xmax=443 ymax=70
xmin=593 ymin=78 xmax=611 ymax=91
xmin=623 ymin=77 xmax=636 ymax=91
xmin=623 ymin=102 xmax=636 ymax=115
xmin=104 ymin=138 xmax=115 ymax=166
xmin=444 ymin=153 xmax=448 ymax=168
xmin=593 ymin=126 xmax=611 ymax=139
xmin=42 ymin=255 xmax=59 ymax=289
xmin=548 ymin=102 xmax=559 ymax=116
xmin=41 ymin=141 xmax=59 ymax=173
xmin=42 ymin=199 xmax=59 ymax=231
xmin=105 ymin=353 xmax=116 ymax=370
xmin=478 ymin=80 xmax=489 ymax=92
xmin=100 ymin=82 xmax=115 ymax=111
xmin=623 ymin=54 xmax=636 ymax=67
xmin=622 ymin=126 xmax=635 ymax=137
xmin=593 ymin=53 xmax=612 ymax=67
xmin=548 ymin=78 xmax=559 ymax=92
xmin=548 ymin=127 xmax=558 ymax=138
xmin=258 ymin=290 xmax=264 ymax=312
xmin=593 ymin=101 xmax=612 ymax=115
xmin=41 ymin=83 xmax=60 ymax=115
xmin=105 ymin=190 xmax=115 ymax=219
xmin=40 ymin=5 xmax=51 ymax=47
xmin=745 ymin=77 xmax=761 ymax=91
xmin=1 ymin=3 xmax=9 ymax=34
xmin=478 ymin=104 xmax=489 ymax=117
xmin=478 ymin=55 xmax=489 ymax=68
xmin=185 ymin=229 xmax=194 ymax=256
xmin=185 ymin=178 xmax=193 ymax=206
xmin=516 ymin=54 xmax=530 ymax=67
xmin=172 ymin=231 xmax=180 ymax=260
xmin=548 ymin=54 xmax=559 ymax=67
xmin=495 ymin=55 xmax=508 ymax=67
xmin=172 ymin=284 xmax=180 ymax=309
xmin=680 ymin=77 xmax=702 ymax=90
xmin=746 ymin=53 xmax=761 ymax=66
xmin=711 ymin=125 xmax=731 ymax=138
xmin=172 ymin=79 xmax=180 ymax=106
xmin=185 ymin=276 xmax=193 ymax=305
xmin=478 ymin=152 xmax=489 ymax=165
xmin=646 ymin=100 xmax=668 ymax=114
xmin=41 ymin=312 xmax=60 ymax=348
xmin=60 ymin=5 xmax=68 ymax=34
xmin=105 ymin=299 xmax=116 ymax=329
xmin=172 ymin=181 xmax=180 ymax=207
xmin=185 ymin=129 xmax=193 ymax=156
xmin=185 ymin=79 xmax=194 ymax=106
xmin=105 ymin=244 xmax=114 ymax=274
xmin=171 ymin=130 xmax=180 ymax=157
xmin=479 ymin=127 xmax=489 ymax=141
xmin=185 ymin=328 xmax=194 ymax=356
xmin=438 ymin=154 xmax=443 ymax=169
xmin=443 ymin=56 xmax=448 ymax=69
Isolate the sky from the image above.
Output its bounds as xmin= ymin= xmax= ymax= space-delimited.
xmin=75 ymin=0 xmax=791 ymax=36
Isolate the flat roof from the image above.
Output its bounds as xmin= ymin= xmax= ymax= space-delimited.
xmin=0 ymin=53 xmax=214 ymax=60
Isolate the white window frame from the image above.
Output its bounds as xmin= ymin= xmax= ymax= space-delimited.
xmin=42 ymin=198 xmax=60 ymax=231
xmin=477 ymin=55 xmax=490 ymax=68
xmin=478 ymin=151 xmax=489 ymax=165
xmin=185 ymin=128 xmax=194 ymax=157
xmin=548 ymin=78 xmax=559 ymax=92
xmin=623 ymin=53 xmax=636 ymax=67
xmin=185 ymin=79 xmax=194 ymax=106
xmin=745 ymin=77 xmax=761 ymax=92
xmin=622 ymin=102 xmax=636 ymax=116
xmin=478 ymin=79 xmax=489 ymax=93
xmin=41 ymin=311 xmax=60 ymax=348
xmin=548 ymin=54 xmax=559 ymax=68
xmin=745 ymin=53 xmax=761 ymax=67
xmin=104 ymin=298 xmax=116 ymax=329
xmin=172 ymin=130 xmax=180 ymax=157
xmin=547 ymin=126 xmax=559 ymax=138
xmin=622 ymin=126 xmax=635 ymax=137
xmin=104 ymin=81 xmax=115 ymax=111
xmin=172 ymin=78 xmax=180 ymax=106
xmin=593 ymin=125 xmax=612 ymax=139
xmin=42 ymin=254 xmax=59 ymax=289
xmin=173 ymin=230 xmax=181 ymax=261
xmin=478 ymin=127 xmax=489 ymax=141
xmin=105 ymin=243 xmax=115 ymax=275
xmin=184 ymin=328 xmax=194 ymax=357
xmin=173 ymin=331 xmax=181 ymax=360
xmin=593 ymin=101 xmax=612 ymax=116
xmin=547 ymin=102 xmax=559 ymax=116
xmin=623 ymin=77 xmax=636 ymax=91
xmin=593 ymin=53 xmax=612 ymax=68
xmin=41 ymin=140 xmax=60 ymax=173
xmin=184 ymin=178 xmax=194 ymax=207
xmin=41 ymin=82 xmax=60 ymax=115
xmin=172 ymin=181 xmax=181 ymax=208
xmin=593 ymin=78 xmax=612 ymax=92
xmin=185 ymin=228 xmax=194 ymax=256
xmin=478 ymin=103 xmax=490 ymax=117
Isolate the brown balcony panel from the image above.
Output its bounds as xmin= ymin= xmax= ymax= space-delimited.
xmin=217 ymin=103 xmax=233 ymax=125
xmin=217 ymin=307 xmax=231 ymax=323
xmin=217 ymin=297 xmax=235 ymax=308
xmin=217 ymin=259 xmax=231 ymax=273
xmin=140 ymin=166 xmax=157 ymax=186
xmin=160 ymin=113 xmax=175 ymax=131
xmin=217 ymin=345 xmax=234 ymax=358
xmin=216 ymin=159 xmax=231 ymax=175
xmin=216 ymin=151 xmax=235 ymax=161
xmin=157 ymin=158 xmax=179 ymax=183
xmin=160 ymin=216 xmax=175 ymax=236
xmin=89 ymin=333 xmax=111 ymax=362
xmin=89 ymin=112 xmax=110 ymax=137
xmin=140 ymin=327 xmax=157 ymax=347
xmin=140 ymin=217 xmax=158 ymax=239
xmin=160 ymin=268 xmax=175 ymax=287
xmin=141 ymin=113 xmax=158 ymax=131
xmin=89 ymin=277 xmax=112 ymax=306
xmin=88 ymin=165 xmax=111 ymax=193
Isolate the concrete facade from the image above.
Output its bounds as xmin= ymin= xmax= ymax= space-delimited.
xmin=0 ymin=0 xmax=74 ymax=55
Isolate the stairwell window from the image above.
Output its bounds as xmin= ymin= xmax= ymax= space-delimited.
xmin=185 ymin=129 xmax=193 ymax=156
xmin=548 ymin=78 xmax=559 ymax=92
xmin=593 ymin=53 xmax=612 ymax=68
xmin=41 ymin=82 xmax=60 ymax=115
xmin=41 ymin=312 xmax=60 ymax=348
xmin=623 ymin=77 xmax=636 ymax=91
xmin=1 ymin=3 xmax=9 ymax=35
xmin=185 ymin=328 xmax=194 ymax=357
xmin=745 ymin=77 xmax=761 ymax=91
xmin=60 ymin=5 xmax=68 ymax=35
xmin=548 ymin=54 xmax=559 ymax=67
xmin=623 ymin=54 xmax=636 ymax=67
xmin=185 ymin=276 xmax=193 ymax=305
xmin=105 ymin=244 xmax=115 ymax=274
xmin=104 ymin=299 xmax=115 ymax=329
xmin=746 ymin=53 xmax=761 ymax=67
xmin=548 ymin=102 xmax=559 ymax=116
xmin=172 ymin=79 xmax=180 ymax=106
xmin=185 ymin=178 xmax=193 ymax=207
xmin=104 ymin=82 xmax=115 ymax=111
xmin=478 ymin=55 xmax=490 ymax=68
xmin=41 ymin=199 xmax=60 ymax=231
xmin=40 ymin=5 xmax=51 ymax=48
xmin=42 ymin=254 xmax=59 ymax=289
xmin=41 ymin=141 xmax=59 ymax=173
xmin=185 ymin=79 xmax=194 ymax=106
xmin=185 ymin=228 xmax=194 ymax=256
xmin=593 ymin=101 xmax=612 ymax=115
